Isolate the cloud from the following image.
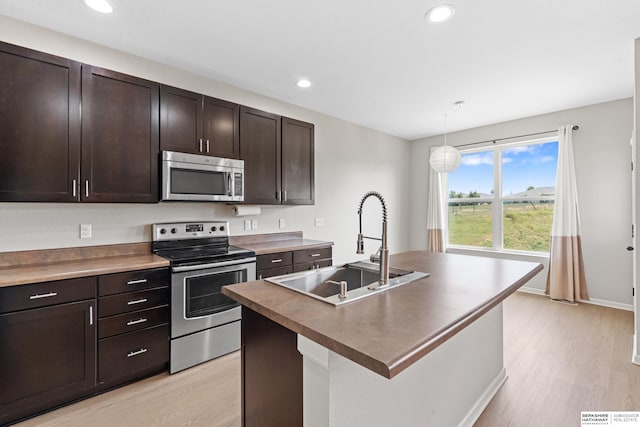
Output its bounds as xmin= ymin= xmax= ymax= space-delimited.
xmin=461 ymin=153 xmax=493 ymax=166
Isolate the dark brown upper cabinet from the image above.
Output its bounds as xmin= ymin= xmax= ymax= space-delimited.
xmin=160 ymin=85 xmax=239 ymax=159
xmin=0 ymin=41 xmax=81 ymax=202
xmin=239 ymin=106 xmax=314 ymax=205
xmin=81 ymin=66 xmax=159 ymax=203
xmin=240 ymin=106 xmax=282 ymax=204
xmin=282 ymin=117 xmax=315 ymax=205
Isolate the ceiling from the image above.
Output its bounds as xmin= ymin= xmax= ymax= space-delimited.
xmin=1 ymin=0 xmax=640 ymax=140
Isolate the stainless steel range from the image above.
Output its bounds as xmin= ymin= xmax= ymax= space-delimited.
xmin=151 ymin=221 xmax=256 ymax=373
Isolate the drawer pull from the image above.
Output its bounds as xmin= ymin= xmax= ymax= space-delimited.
xmin=310 ymin=253 xmax=322 ymax=257
xmin=127 ymin=298 xmax=148 ymax=306
xmin=127 ymin=348 xmax=148 ymax=358
xmin=126 ymin=318 xmax=148 ymax=326
xmin=126 ymin=279 xmax=148 ymax=285
xmin=29 ymin=292 xmax=58 ymax=300
xmin=270 ymin=259 xmax=283 ymax=263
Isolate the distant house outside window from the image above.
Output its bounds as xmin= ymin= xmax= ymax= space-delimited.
xmin=446 ymin=137 xmax=559 ymax=253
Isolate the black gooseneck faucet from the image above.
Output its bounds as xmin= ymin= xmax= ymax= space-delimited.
xmin=356 ymin=191 xmax=390 ymax=287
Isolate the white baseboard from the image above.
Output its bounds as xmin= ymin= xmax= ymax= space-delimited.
xmin=457 ymin=368 xmax=507 ymax=427
xmin=518 ymin=286 xmax=545 ymax=296
xmin=516 ymin=288 xmax=633 ymax=312
xmin=633 ymin=334 xmax=640 ymax=366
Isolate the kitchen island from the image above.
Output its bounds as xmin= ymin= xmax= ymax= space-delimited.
xmin=222 ymin=250 xmax=543 ymax=427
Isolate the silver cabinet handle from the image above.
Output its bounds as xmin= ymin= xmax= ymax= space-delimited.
xmin=126 ymin=279 xmax=147 ymax=285
xmin=126 ymin=318 xmax=148 ymax=326
xmin=198 ymin=138 xmax=203 ymax=152
xmin=85 ymin=180 xmax=89 ymax=197
xmin=29 ymin=292 xmax=58 ymax=300
xmin=276 ymin=191 xmax=282 ymax=202
xmin=258 ymin=274 xmax=263 ymax=280
xmin=283 ymin=190 xmax=287 ymax=202
xmin=206 ymin=139 xmax=210 ymax=153
xmin=72 ymin=179 xmax=77 ymax=197
xmin=127 ymin=298 xmax=148 ymax=306
xmin=127 ymin=348 xmax=148 ymax=358
xmin=310 ymin=253 xmax=321 ymax=257
xmin=270 ymin=259 xmax=283 ymax=263
xmin=89 ymin=305 xmax=94 ymax=326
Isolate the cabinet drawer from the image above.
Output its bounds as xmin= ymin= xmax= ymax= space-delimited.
xmin=0 ymin=277 xmax=97 ymax=314
xmin=99 ymin=268 xmax=169 ymax=296
xmin=292 ymin=259 xmax=333 ymax=273
xmin=99 ymin=288 xmax=168 ymax=318
xmin=257 ymin=265 xmax=293 ymax=280
xmin=98 ymin=324 xmax=169 ymax=385
xmin=292 ymin=247 xmax=332 ymax=265
xmin=99 ymin=305 xmax=168 ymax=339
xmin=256 ymin=252 xmax=292 ymax=270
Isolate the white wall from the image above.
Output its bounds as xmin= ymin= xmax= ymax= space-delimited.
xmin=0 ymin=15 xmax=412 ymax=266
xmin=633 ymin=37 xmax=639 ymax=364
xmin=411 ymin=98 xmax=635 ymax=308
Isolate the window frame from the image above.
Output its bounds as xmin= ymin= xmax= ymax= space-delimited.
xmin=445 ymin=136 xmax=557 ymax=255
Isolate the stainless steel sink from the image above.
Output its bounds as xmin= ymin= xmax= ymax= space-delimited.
xmin=265 ymin=261 xmax=429 ymax=306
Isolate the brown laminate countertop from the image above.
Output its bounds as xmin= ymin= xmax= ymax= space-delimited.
xmin=223 ymin=250 xmax=543 ymax=379
xmin=0 ymin=243 xmax=169 ymax=288
xmin=230 ymin=232 xmax=333 ymax=255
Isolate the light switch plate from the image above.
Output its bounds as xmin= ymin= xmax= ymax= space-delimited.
xmin=251 ymin=219 xmax=258 ymax=230
xmin=279 ymin=218 xmax=286 ymax=229
xmin=244 ymin=220 xmax=251 ymax=231
xmin=80 ymin=224 xmax=92 ymax=239
xmin=314 ymin=218 xmax=325 ymax=227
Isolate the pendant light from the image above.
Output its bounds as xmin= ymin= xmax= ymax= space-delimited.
xmin=429 ymin=113 xmax=461 ymax=173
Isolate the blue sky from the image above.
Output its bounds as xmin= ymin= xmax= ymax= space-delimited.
xmin=447 ymin=141 xmax=558 ymax=196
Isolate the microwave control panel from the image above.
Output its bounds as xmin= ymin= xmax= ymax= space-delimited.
xmin=234 ymin=172 xmax=243 ymax=196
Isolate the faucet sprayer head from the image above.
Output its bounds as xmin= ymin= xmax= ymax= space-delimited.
xmin=356 ymin=233 xmax=365 ymax=254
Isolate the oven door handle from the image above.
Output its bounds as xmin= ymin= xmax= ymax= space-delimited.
xmin=172 ymin=257 xmax=257 ymax=272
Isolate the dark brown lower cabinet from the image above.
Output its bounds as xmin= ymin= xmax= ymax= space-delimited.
xmin=0 ymin=300 xmax=96 ymax=426
xmin=242 ymin=307 xmax=302 ymax=427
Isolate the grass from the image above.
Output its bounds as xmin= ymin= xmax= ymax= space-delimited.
xmin=448 ymin=202 xmax=553 ymax=252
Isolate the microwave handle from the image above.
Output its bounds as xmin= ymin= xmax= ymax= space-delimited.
xmin=228 ymin=172 xmax=232 ymax=196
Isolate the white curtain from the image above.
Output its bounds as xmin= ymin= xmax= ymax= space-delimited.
xmin=546 ymin=125 xmax=588 ymax=302
xmin=427 ymin=147 xmax=445 ymax=252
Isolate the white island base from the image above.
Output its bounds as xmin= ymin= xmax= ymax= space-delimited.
xmin=298 ymin=304 xmax=506 ymax=427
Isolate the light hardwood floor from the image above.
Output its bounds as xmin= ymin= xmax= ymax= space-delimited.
xmin=14 ymin=292 xmax=640 ymax=427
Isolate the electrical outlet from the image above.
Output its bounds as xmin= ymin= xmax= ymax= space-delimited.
xmin=251 ymin=219 xmax=258 ymax=230
xmin=315 ymin=218 xmax=325 ymax=227
xmin=279 ymin=218 xmax=286 ymax=229
xmin=80 ymin=224 xmax=92 ymax=239
xmin=244 ymin=220 xmax=251 ymax=231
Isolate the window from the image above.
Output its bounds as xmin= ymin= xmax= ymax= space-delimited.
xmin=446 ymin=137 xmax=558 ymax=253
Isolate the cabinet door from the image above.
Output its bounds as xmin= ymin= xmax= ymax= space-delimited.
xmin=160 ymin=85 xmax=203 ymax=155
xmin=203 ymin=96 xmax=239 ymax=159
xmin=0 ymin=41 xmax=81 ymax=202
xmin=0 ymin=300 xmax=96 ymax=425
xmin=81 ymin=65 xmax=159 ymax=202
xmin=242 ymin=307 xmax=302 ymax=426
xmin=239 ymin=106 xmax=281 ymax=204
xmin=282 ymin=117 xmax=314 ymax=205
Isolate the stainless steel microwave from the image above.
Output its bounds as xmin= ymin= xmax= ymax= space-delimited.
xmin=161 ymin=151 xmax=244 ymax=202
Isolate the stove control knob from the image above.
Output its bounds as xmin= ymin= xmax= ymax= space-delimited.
xmin=159 ymin=228 xmax=166 ymax=235
xmin=171 ymin=228 xmax=177 ymax=234
xmin=219 ymin=225 xmax=225 ymax=231
xmin=211 ymin=226 xmax=217 ymax=232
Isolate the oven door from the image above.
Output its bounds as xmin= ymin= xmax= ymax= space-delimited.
xmin=170 ymin=259 xmax=256 ymax=339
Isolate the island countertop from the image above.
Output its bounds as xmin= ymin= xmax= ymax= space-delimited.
xmin=222 ymin=250 xmax=543 ymax=379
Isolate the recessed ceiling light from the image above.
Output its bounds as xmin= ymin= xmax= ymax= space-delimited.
xmin=297 ymin=79 xmax=311 ymax=88
xmin=84 ymin=0 xmax=113 ymax=14
xmin=425 ymin=4 xmax=456 ymax=23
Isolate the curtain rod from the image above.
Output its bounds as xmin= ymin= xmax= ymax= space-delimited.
xmin=453 ymin=125 xmax=579 ymax=148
